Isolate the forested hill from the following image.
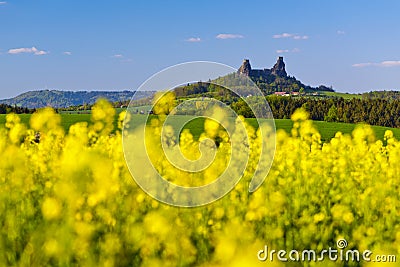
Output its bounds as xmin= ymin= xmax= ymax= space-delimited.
xmin=0 ymin=90 xmax=154 ymax=109
xmin=174 ymin=57 xmax=334 ymax=98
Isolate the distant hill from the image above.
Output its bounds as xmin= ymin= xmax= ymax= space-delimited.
xmin=0 ymin=90 xmax=154 ymax=109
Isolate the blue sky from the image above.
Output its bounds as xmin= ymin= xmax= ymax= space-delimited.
xmin=0 ymin=0 xmax=400 ymax=99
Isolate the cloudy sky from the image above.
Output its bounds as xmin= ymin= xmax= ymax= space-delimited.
xmin=0 ymin=0 xmax=399 ymax=98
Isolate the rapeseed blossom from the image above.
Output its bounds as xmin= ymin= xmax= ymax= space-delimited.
xmin=0 ymin=98 xmax=399 ymax=266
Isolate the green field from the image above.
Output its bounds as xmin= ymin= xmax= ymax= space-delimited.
xmin=0 ymin=114 xmax=93 ymax=133
xmin=1 ymin=113 xmax=399 ymax=142
xmin=59 ymin=106 xmax=152 ymax=115
xmin=319 ymin=91 xmax=363 ymax=99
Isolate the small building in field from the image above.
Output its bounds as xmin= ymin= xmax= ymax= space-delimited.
xmin=274 ymin=91 xmax=289 ymax=96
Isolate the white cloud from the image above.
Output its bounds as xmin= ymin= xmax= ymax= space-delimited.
xmin=352 ymin=63 xmax=374 ymax=67
xmin=0 ymin=1 xmax=7 ymax=5
xmin=276 ymin=48 xmax=300 ymax=54
xmin=352 ymin=60 xmax=400 ymax=67
xmin=8 ymin=46 xmax=48 ymax=55
xmin=111 ymin=54 xmax=132 ymax=62
xmin=273 ymin=33 xmax=293 ymax=39
xmin=276 ymin=49 xmax=289 ymax=54
xmin=8 ymin=47 xmax=34 ymax=54
xmin=216 ymin=33 xmax=244 ymax=39
xmin=337 ymin=30 xmax=345 ymax=35
xmin=63 ymin=51 xmax=72 ymax=55
xmin=380 ymin=61 xmax=400 ymax=67
xmin=273 ymin=33 xmax=309 ymax=40
xmin=186 ymin=37 xmax=201 ymax=42
xmin=293 ymin=35 xmax=308 ymax=40
xmin=34 ymin=50 xmax=47 ymax=55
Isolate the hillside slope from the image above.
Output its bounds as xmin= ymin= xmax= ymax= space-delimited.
xmin=0 ymin=90 xmax=154 ymax=109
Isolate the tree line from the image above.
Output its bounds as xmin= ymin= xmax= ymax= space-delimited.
xmin=232 ymin=96 xmax=400 ymax=128
xmin=0 ymin=104 xmax=33 ymax=114
xmin=361 ymin=90 xmax=400 ymax=100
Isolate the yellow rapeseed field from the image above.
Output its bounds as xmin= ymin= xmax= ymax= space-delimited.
xmin=0 ymin=98 xmax=399 ymax=266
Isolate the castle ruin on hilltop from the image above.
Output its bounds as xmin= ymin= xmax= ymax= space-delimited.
xmin=238 ymin=57 xmax=287 ymax=78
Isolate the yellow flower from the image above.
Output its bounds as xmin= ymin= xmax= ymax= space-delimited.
xmin=41 ymin=197 xmax=62 ymax=220
xmin=44 ymin=239 xmax=60 ymax=256
xmin=313 ymin=212 xmax=326 ymax=223
xmin=291 ymin=107 xmax=309 ymax=121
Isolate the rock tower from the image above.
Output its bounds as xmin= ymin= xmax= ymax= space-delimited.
xmin=238 ymin=57 xmax=287 ymax=78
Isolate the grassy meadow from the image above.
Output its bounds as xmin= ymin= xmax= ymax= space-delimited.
xmin=2 ymin=112 xmax=400 ymax=142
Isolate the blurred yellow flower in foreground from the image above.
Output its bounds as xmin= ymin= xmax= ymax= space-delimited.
xmin=0 ymin=98 xmax=399 ymax=266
